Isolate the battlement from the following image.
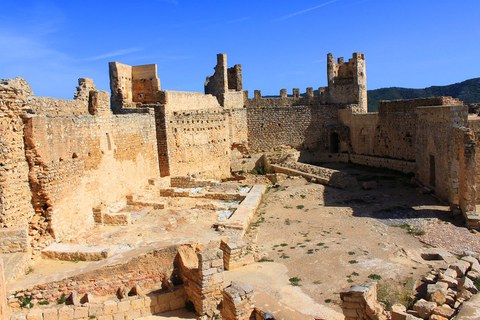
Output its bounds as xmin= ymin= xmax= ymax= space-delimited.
xmin=244 ymin=87 xmax=329 ymax=107
xmin=205 ymin=53 xmax=243 ymax=107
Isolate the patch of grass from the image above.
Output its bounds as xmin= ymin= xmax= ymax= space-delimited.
xmin=347 ymin=278 xmax=354 ymax=283
xmin=306 ymin=249 xmax=314 ymax=254
xmin=377 ymin=277 xmax=416 ymax=311
xmin=280 ymin=253 xmax=290 ymax=259
xmin=316 ymin=242 xmax=325 ymax=246
xmin=398 ymin=224 xmax=426 ymax=236
xmin=300 ymin=194 xmax=306 ymax=199
xmin=38 ymin=300 xmax=50 ymax=305
xmin=258 ymin=257 xmax=274 ymax=262
xmin=284 ymin=218 xmax=291 ymax=225
xmin=348 ymin=251 xmax=355 ymax=255
xmin=351 ymin=272 xmax=360 ymax=276
xmin=280 ymin=243 xmax=288 ymax=247
xmin=296 ymin=205 xmax=305 ymax=210
xmin=305 ymin=239 xmax=311 ymax=242
xmin=368 ymin=274 xmax=382 ymax=280
xmin=25 ymin=266 xmax=34 ymax=275
xmin=324 ymin=299 xmax=332 ymax=303
xmin=313 ymin=280 xmax=322 ymax=285
xmin=284 ymin=205 xmax=293 ymax=209
xmin=289 ymin=277 xmax=302 ymax=286
xmin=299 ymin=245 xmax=307 ymax=248
xmin=474 ymin=278 xmax=480 ymax=291
xmin=348 ymin=260 xmax=358 ymax=264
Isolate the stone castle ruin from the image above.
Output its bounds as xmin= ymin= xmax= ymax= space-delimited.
xmin=1 ymin=52 xmax=480 ymax=319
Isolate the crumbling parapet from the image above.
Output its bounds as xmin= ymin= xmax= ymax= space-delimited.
xmin=74 ymin=78 xmax=95 ymax=101
xmin=340 ymin=282 xmax=387 ymax=320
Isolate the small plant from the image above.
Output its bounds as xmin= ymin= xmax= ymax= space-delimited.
xmin=351 ymin=272 xmax=360 ymax=276
xmin=398 ymin=223 xmax=426 ymax=236
xmin=280 ymin=243 xmax=288 ymax=247
xmin=289 ymin=277 xmax=302 ymax=286
xmin=347 ymin=278 xmax=354 ymax=283
xmin=377 ymin=277 xmax=416 ymax=310
xmin=324 ymin=299 xmax=332 ymax=303
xmin=368 ymin=274 xmax=382 ymax=280
xmin=19 ymin=296 xmax=33 ymax=308
xmin=57 ymin=293 xmax=67 ymax=305
xmin=25 ymin=266 xmax=34 ymax=275
xmin=280 ymin=253 xmax=290 ymax=259
xmin=296 ymin=205 xmax=305 ymax=209
xmin=284 ymin=205 xmax=293 ymax=209
xmin=316 ymin=242 xmax=325 ymax=246
xmin=349 ymin=260 xmax=358 ymax=264
xmin=306 ymin=249 xmax=314 ymax=254
xmin=300 ymin=194 xmax=306 ymax=199
xmin=38 ymin=300 xmax=50 ymax=305
xmin=348 ymin=251 xmax=355 ymax=255
xmin=284 ymin=218 xmax=291 ymax=225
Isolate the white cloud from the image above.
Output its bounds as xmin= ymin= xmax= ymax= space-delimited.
xmin=275 ymin=0 xmax=340 ymax=22
xmin=82 ymin=48 xmax=143 ymax=62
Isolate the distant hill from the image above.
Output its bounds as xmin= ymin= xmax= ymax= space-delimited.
xmin=368 ymin=77 xmax=480 ymax=112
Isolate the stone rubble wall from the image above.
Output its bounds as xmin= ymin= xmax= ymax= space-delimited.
xmin=246 ymin=104 xmax=339 ymax=152
xmin=170 ymin=176 xmax=219 ymax=188
xmin=7 ymin=246 xmax=179 ymax=310
xmin=221 ymin=282 xmax=254 ymax=320
xmin=0 ymin=79 xmax=36 ymax=255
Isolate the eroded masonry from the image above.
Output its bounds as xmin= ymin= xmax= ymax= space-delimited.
xmin=1 ymin=52 xmax=480 ymax=319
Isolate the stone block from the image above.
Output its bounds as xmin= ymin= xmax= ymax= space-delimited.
xmin=26 ymin=310 xmax=43 ymax=320
xmin=103 ymin=300 xmax=118 ymax=315
xmin=73 ymin=306 xmax=88 ymax=319
xmin=413 ymin=299 xmax=436 ymax=318
xmin=58 ymin=306 xmax=74 ymax=320
xmin=43 ymin=308 xmax=58 ymax=320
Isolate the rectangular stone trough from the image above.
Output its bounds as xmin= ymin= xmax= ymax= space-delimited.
xmin=42 ymin=243 xmax=111 ymax=261
xmin=219 ymin=185 xmax=266 ymax=238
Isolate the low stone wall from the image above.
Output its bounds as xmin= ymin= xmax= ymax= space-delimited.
xmin=7 ymin=245 xmax=179 ymax=309
xmin=349 ymin=154 xmax=416 ymax=174
xmin=0 ymin=229 xmax=28 ymax=254
xmin=170 ymin=176 xmax=219 ymax=188
xmin=9 ymin=286 xmax=186 ymax=320
xmin=221 ymin=282 xmax=254 ymax=320
xmin=220 ymin=239 xmax=254 ymax=271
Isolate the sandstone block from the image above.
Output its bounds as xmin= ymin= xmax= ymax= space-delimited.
xmin=73 ymin=306 xmax=88 ymax=319
xmin=391 ymin=311 xmax=422 ymax=320
xmin=43 ymin=308 xmax=58 ymax=320
xmin=103 ymin=300 xmax=118 ymax=314
xmin=449 ymin=260 xmax=470 ymax=277
xmin=432 ymin=304 xmax=454 ymax=318
xmin=458 ymin=277 xmax=478 ymax=294
xmin=26 ymin=310 xmax=43 ymax=320
xmin=413 ymin=299 xmax=437 ymax=318
xmin=58 ymin=306 xmax=74 ymax=320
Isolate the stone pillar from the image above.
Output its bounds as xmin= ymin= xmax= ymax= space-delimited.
xmin=306 ymin=87 xmax=314 ymax=98
xmin=0 ymin=260 xmax=8 ymax=319
xmin=254 ymin=90 xmax=261 ymax=99
xmin=221 ymin=282 xmax=254 ymax=320
xmin=280 ymin=89 xmax=287 ymax=99
xmin=340 ymin=282 xmax=387 ymax=320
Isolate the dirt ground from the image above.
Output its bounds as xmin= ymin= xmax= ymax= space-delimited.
xmin=243 ymin=164 xmax=472 ymax=315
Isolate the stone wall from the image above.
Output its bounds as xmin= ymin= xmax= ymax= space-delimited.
xmin=0 ymin=260 xmax=7 ymax=320
xmin=158 ymin=90 xmax=221 ymax=111
xmin=23 ymin=110 xmax=160 ymax=245
xmin=246 ymin=105 xmax=338 ymax=152
xmin=8 ymin=246 xmax=179 ymax=309
xmin=416 ymin=105 xmax=468 ymax=203
xmin=156 ymin=105 xmax=231 ymax=180
xmin=340 ymin=282 xmax=387 ymax=320
xmin=0 ymin=78 xmax=36 ymax=257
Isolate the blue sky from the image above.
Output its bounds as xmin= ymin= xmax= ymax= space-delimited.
xmin=1 ymin=0 xmax=479 ymax=98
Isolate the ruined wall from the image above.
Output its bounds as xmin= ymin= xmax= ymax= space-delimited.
xmin=416 ymin=104 xmax=468 ymax=202
xmin=156 ymin=106 xmax=231 ymax=180
xmin=226 ymin=107 xmax=248 ymax=147
xmin=109 ymin=62 xmax=160 ymax=108
xmin=246 ymin=104 xmax=338 ymax=152
xmin=0 ymin=79 xmax=36 ymax=254
xmin=24 ymin=108 xmax=160 ymax=243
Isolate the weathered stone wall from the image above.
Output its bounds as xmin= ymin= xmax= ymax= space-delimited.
xmin=416 ymin=104 xmax=468 ymax=203
xmin=0 ymin=260 xmax=7 ymax=320
xmin=132 ymin=64 xmax=161 ymax=104
xmin=227 ymin=107 xmax=248 ymax=147
xmin=156 ymin=105 xmax=231 ymax=180
xmin=8 ymin=245 xmax=178 ymax=308
xmin=246 ymin=104 xmax=338 ymax=152
xmin=0 ymin=78 xmax=36 ymax=256
xmin=23 ymin=110 xmax=160 ymax=244
xmin=340 ymin=282 xmax=387 ymax=320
